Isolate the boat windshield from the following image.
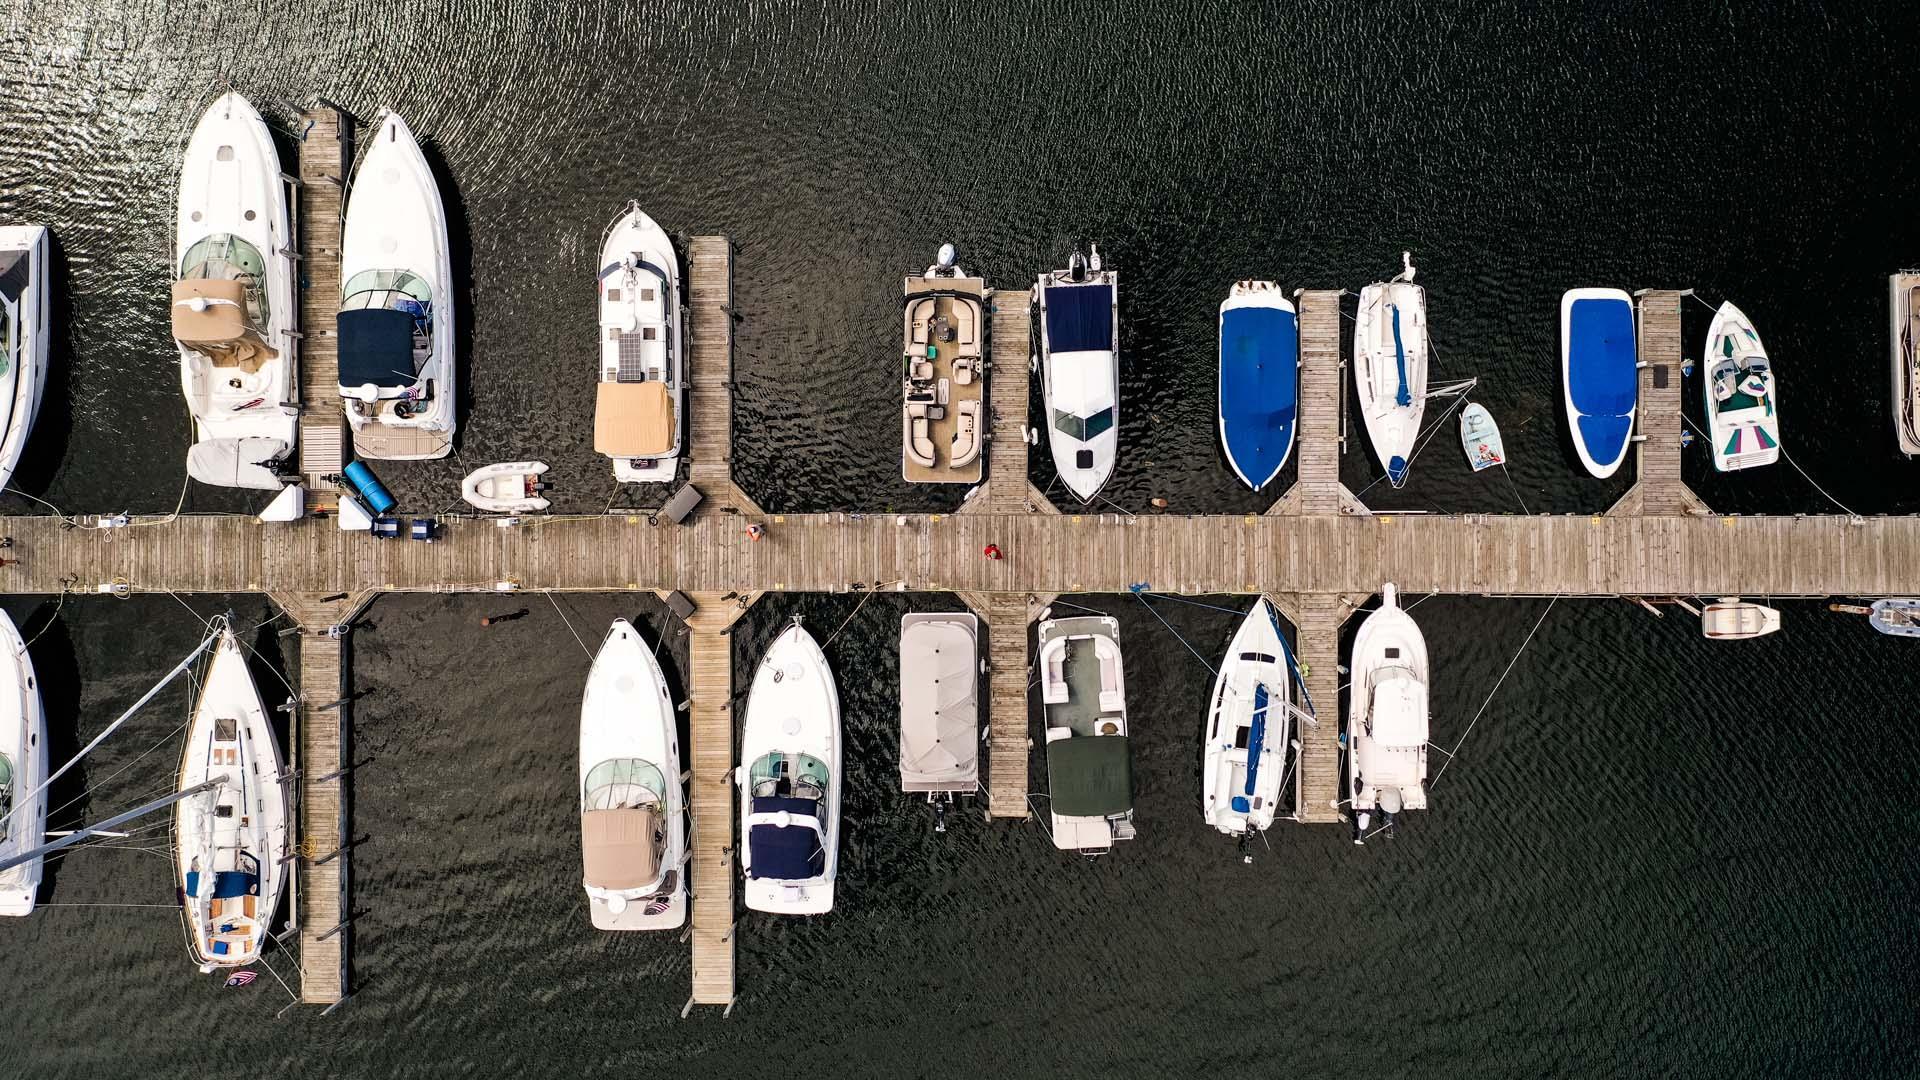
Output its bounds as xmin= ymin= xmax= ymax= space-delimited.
xmin=1 ymin=298 xmax=12 ymax=378
xmin=342 ymin=269 xmax=434 ymax=312
xmin=1053 ymin=407 xmax=1115 ymax=441
xmin=178 ymin=234 xmax=269 ymax=327
xmin=583 ymin=758 xmax=666 ymax=810
xmin=747 ymin=751 xmax=829 ymax=799
xmin=0 ymin=753 xmax=12 ymax=842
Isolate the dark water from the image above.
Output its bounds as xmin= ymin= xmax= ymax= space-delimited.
xmin=3 ymin=2 xmax=1920 ymax=1076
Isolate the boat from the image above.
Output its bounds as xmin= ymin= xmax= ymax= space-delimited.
xmin=1036 ymin=247 xmax=1119 ymax=503
xmin=1217 ymin=281 xmax=1298 ymax=491
xmin=595 ymin=203 xmax=684 ymax=484
xmin=174 ymin=623 xmax=289 ymax=970
xmin=1346 ymin=584 xmax=1428 ymax=843
xmin=1700 ymin=598 xmax=1781 ymax=640
xmin=461 ymin=460 xmax=550 ymax=513
xmin=1890 ymin=271 xmax=1920 ymax=456
xmin=0 ymin=226 xmax=49 ymax=493
xmin=579 ymin=619 xmax=686 ymax=930
xmin=1202 ymin=599 xmax=1297 ymax=839
xmin=1869 ymin=599 xmax=1920 ymax=638
xmin=1459 ymin=403 xmax=1505 ymax=472
xmin=1354 ymin=253 xmax=1427 ymax=487
xmin=1561 ymin=287 xmax=1638 ymax=478
xmin=736 ymin=620 xmax=840 ymax=914
xmin=0 ymin=610 xmax=45 ymax=916
xmin=1702 ymin=302 xmax=1780 ymax=471
xmin=1037 ymin=613 xmax=1135 ymax=852
xmin=338 ymin=110 xmax=455 ymax=460
xmin=899 ymin=612 xmax=978 ymax=828
xmin=901 ymin=245 xmax=986 ymax=484
xmin=172 ymin=93 xmax=297 ymax=490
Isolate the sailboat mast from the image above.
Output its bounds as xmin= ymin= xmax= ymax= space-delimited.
xmin=0 ymin=775 xmax=228 ymax=874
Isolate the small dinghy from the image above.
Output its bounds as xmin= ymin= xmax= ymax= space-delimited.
xmin=1354 ymin=253 xmax=1427 ymax=487
xmin=1700 ymin=598 xmax=1781 ymax=640
xmin=1869 ymin=599 xmax=1920 ymax=638
xmin=1562 ymin=287 xmax=1638 ymax=478
xmin=899 ymin=612 xmax=978 ymax=829
xmin=1346 ymin=584 xmax=1429 ymax=844
xmin=461 ymin=461 xmax=549 ymax=513
xmin=175 ymin=623 xmax=289 ymax=971
xmin=737 ymin=620 xmax=840 ymax=914
xmin=0 ymin=610 xmax=46 ymax=916
xmin=1459 ymin=403 xmax=1505 ymax=472
xmin=580 ymin=619 xmax=685 ymax=930
xmin=1202 ymin=599 xmax=1295 ymax=840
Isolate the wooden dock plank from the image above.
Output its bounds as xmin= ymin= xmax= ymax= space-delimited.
xmin=297 ymin=105 xmax=348 ymax=510
xmin=685 ymin=592 xmax=747 ymax=1008
xmin=963 ymin=287 xmax=1050 ymax=515
xmin=1285 ymin=290 xmax=1356 ymax=516
xmin=687 ymin=237 xmax=763 ymax=517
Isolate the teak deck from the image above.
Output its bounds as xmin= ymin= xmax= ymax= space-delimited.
xmin=24 ymin=107 xmax=1901 ymax=1012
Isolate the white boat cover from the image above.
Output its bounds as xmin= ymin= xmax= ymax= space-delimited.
xmin=899 ymin=618 xmax=977 ymax=790
xmin=187 ymin=437 xmax=287 ymax=490
xmin=1369 ymin=675 xmax=1429 ymax=746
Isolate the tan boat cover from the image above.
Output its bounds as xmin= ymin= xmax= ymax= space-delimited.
xmin=595 ymin=381 xmax=674 ymax=456
xmin=171 ymin=279 xmax=275 ymax=372
xmin=581 ymin=807 xmax=661 ymax=889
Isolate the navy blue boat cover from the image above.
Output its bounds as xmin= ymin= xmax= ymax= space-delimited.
xmin=1567 ymin=297 xmax=1637 ymax=461
xmin=1045 ymin=283 xmax=1114 ymax=354
xmin=748 ymin=795 xmax=825 ymax=880
xmin=1219 ymin=305 xmax=1299 ymax=487
xmin=337 ymin=307 xmax=420 ymax=387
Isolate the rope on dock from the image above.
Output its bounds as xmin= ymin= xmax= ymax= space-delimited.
xmin=1677 ymin=410 xmax=1861 ymax=520
xmin=1431 ymin=594 xmax=1559 ymax=790
xmin=544 ymin=591 xmax=594 ymax=659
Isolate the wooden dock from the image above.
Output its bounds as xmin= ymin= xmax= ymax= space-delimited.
xmin=686 ymin=237 xmax=762 ymax=516
xmin=1272 ymin=290 xmax=1364 ymax=516
xmin=296 ymin=105 xmax=348 ymax=511
xmin=683 ymin=592 xmax=752 ymax=1013
xmin=962 ymin=287 xmax=1055 ymax=516
xmin=1610 ymin=290 xmax=1707 ymax=517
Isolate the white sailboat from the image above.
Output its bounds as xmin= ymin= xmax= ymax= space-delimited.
xmin=1036 ymin=247 xmax=1120 ymax=503
xmin=172 ymin=93 xmax=298 ymax=490
xmin=1354 ymin=253 xmax=1428 ymax=488
xmin=0 ymin=226 xmax=49 ymax=493
xmin=174 ymin=623 xmax=289 ymax=970
xmin=1202 ymin=599 xmax=1295 ymax=840
xmin=595 ymin=204 xmax=684 ymax=484
xmin=736 ymin=621 xmax=840 ymax=914
xmin=0 ymin=610 xmax=45 ymax=916
xmin=580 ymin=619 xmax=686 ymax=930
xmin=1346 ymin=584 xmax=1429 ymax=843
xmin=1702 ymin=302 xmax=1780 ymax=471
xmin=338 ymin=110 xmax=455 ymax=459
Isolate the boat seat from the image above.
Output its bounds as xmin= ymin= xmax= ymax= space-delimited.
xmin=952 ymin=304 xmax=976 ymax=345
xmin=912 ymin=319 xmax=928 ymax=346
xmin=905 ymin=414 xmax=936 ymax=468
xmin=950 ymin=400 xmax=981 ymax=468
xmin=953 ymin=359 xmax=974 ymax=386
xmin=912 ymin=360 xmax=934 ymax=381
xmin=1045 ymin=725 xmax=1072 ymax=743
xmin=1098 ymin=688 xmax=1124 ymax=714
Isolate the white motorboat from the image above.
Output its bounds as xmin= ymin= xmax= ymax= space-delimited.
xmin=1562 ymin=287 xmax=1638 ymax=479
xmin=172 ymin=93 xmax=297 ymax=490
xmin=1354 ymin=253 xmax=1428 ymax=488
xmin=0 ymin=226 xmax=49 ymax=493
xmin=1891 ymin=271 xmax=1920 ymax=456
xmin=899 ymin=612 xmax=978 ymax=828
xmin=0 ymin=610 xmax=45 ymax=916
xmin=174 ymin=624 xmax=289 ymax=970
xmin=1700 ymin=598 xmax=1781 ymax=640
xmin=1202 ymin=598 xmax=1296 ymax=839
xmin=1702 ymin=302 xmax=1780 ymax=471
xmin=338 ymin=110 xmax=455 ymax=460
xmin=1346 ymin=584 xmax=1429 ymax=843
xmin=1217 ymin=281 xmax=1298 ymax=491
xmin=1036 ymin=247 xmax=1119 ymax=503
xmin=580 ymin=619 xmax=686 ymax=930
xmin=461 ymin=460 xmax=550 ymax=513
xmin=901 ymin=245 xmax=987 ymax=484
xmin=1459 ymin=403 xmax=1505 ymax=472
xmin=595 ymin=203 xmax=684 ymax=484
xmin=736 ymin=620 xmax=840 ymax=914
xmin=1038 ymin=613 xmax=1135 ymax=852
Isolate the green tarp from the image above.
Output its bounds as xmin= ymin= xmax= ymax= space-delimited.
xmin=1046 ymin=735 xmax=1133 ymax=817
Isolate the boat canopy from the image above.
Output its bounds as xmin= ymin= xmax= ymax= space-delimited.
xmin=595 ymin=381 xmax=674 ymax=456
xmin=1044 ymin=283 xmax=1114 ymax=354
xmin=1046 ymin=735 xmax=1132 ymax=817
xmin=747 ymin=795 xmax=824 ymax=880
xmin=581 ymin=807 xmax=662 ymax=890
xmin=1567 ymin=297 xmax=1637 ymax=451
xmin=337 ymin=307 xmax=419 ymax=387
xmin=1368 ymin=674 xmax=1429 ymax=746
xmin=172 ymin=279 xmax=277 ymax=372
xmin=900 ymin=619 xmax=978 ymax=789
xmin=178 ymin=234 xmax=268 ymax=324
xmin=1220 ymin=305 xmax=1299 ymax=484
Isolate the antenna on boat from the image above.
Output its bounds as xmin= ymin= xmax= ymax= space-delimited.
xmin=1087 ymin=243 xmax=1102 ymax=273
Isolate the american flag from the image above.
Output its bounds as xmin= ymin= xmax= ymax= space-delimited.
xmin=224 ymin=971 xmax=257 ymax=988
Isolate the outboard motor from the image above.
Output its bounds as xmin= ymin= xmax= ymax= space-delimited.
xmin=1068 ymin=250 xmax=1087 ymax=283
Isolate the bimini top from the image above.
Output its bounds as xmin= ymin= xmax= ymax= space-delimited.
xmin=581 ymin=806 xmax=661 ymax=890
xmin=1046 ymin=735 xmax=1132 ymax=817
xmin=1044 ymin=283 xmax=1115 ymax=354
xmin=595 ymin=381 xmax=674 ymax=457
xmin=337 ymin=307 xmax=419 ymax=388
xmin=1219 ymin=302 xmax=1300 ymax=489
xmin=747 ymin=795 xmax=825 ymax=880
xmin=1564 ymin=290 xmax=1637 ymax=476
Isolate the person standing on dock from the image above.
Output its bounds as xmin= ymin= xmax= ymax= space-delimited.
xmin=747 ymin=523 xmax=766 ymax=542
xmin=983 ymin=543 xmax=1003 ymax=560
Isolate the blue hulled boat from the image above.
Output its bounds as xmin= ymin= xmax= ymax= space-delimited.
xmin=1217 ymin=281 xmax=1298 ymax=491
xmin=1561 ymin=287 xmax=1637 ymax=478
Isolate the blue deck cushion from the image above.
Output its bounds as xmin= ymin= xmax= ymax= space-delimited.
xmin=752 ymin=795 xmax=819 ymax=817
xmin=212 ymin=870 xmax=258 ymax=899
xmin=1567 ymin=297 xmax=1637 ymax=417
xmin=1044 ymin=283 xmax=1114 ymax=354
xmin=1219 ymin=305 xmax=1299 ymax=487
xmin=337 ymin=307 xmax=420 ymax=388
xmin=211 ymin=940 xmax=230 ymax=955
xmin=1244 ymin=684 xmax=1269 ymax=798
xmin=1577 ymin=413 xmax=1633 ymax=462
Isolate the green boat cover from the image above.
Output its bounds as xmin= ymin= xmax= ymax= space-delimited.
xmin=1046 ymin=735 xmax=1133 ymax=817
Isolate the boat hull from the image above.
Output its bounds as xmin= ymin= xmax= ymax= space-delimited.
xmin=0 ymin=611 xmax=45 ymax=916
xmin=1217 ymin=284 xmax=1297 ymax=491
xmin=738 ymin=624 xmax=840 ymax=913
xmin=1702 ymin=302 xmax=1780 ymax=471
xmin=1459 ymin=403 xmax=1505 ymax=472
xmin=1038 ymin=614 xmax=1134 ymax=851
xmin=1202 ymin=599 xmax=1291 ymax=835
xmin=1346 ymin=585 xmax=1430 ymax=834
xmin=1701 ymin=600 xmax=1781 ymax=639
xmin=1036 ymin=269 xmax=1120 ymax=503
xmin=0 ymin=226 xmax=49 ymax=493
xmin=899 ymin=613 xmax=979 ymax=792
xmin=1890 ymin=274 xmax=1920 ymax=456
xmin=580 ymin=619 xmax=686 ymax=930
xmin=461 ymin=460 xmax=550 ymax=513
xmin=1561 ymin=288 xmax=1637 ymax=479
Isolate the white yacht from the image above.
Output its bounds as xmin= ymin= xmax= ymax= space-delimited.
xmin=1038 ymin=613 xmax=1135 ymax=852
xmin=0 ymin=226 xmax=49 ymax=493
xmin=580 ymin=619 xmax=686 ymax=930
xmin=0 ymin=610 xmax=45 ymax=916
xmin=1354 ymin=253 xmax=1427 ymax=487
xmin=736 ymin=621 xmax=840 ymax=914
xmin=1036 ymin=247 xmax=1119 ymax=503
xmin=1702 ymin=302 xmax=1779 ymax=471
xmin=338 ymin=110 xmax=454 ymax=460
xmin=899 ymin=612 xmax=978 ymax=828
xmin=595 ymin=203 xmax=684 ymax=483
xmin=1202 ymin=599 xmax=1295 ymax=840
xmin=1346 ymin=584 xmax=1429 ymax=843
xmin=1892 ymin=271 xmax=1920 ymax=456
xmin=172 ymin=93 xmax=297 ymax=489
xmin=174 ymin=624 xmax=289 ymax=970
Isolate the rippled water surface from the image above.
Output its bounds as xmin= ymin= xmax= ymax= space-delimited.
xmin=2 ymin=2 xmax=1918 ymax=1077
